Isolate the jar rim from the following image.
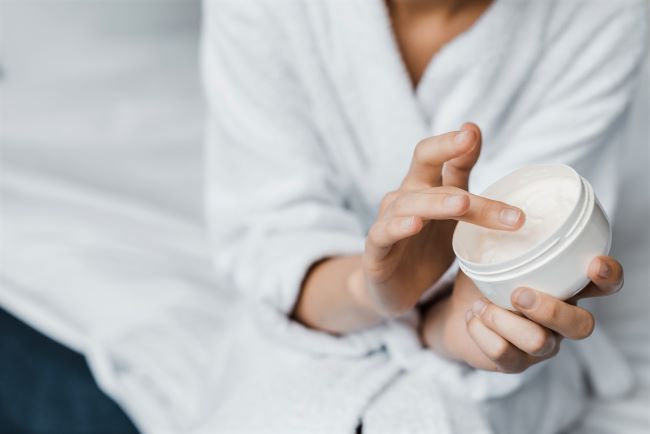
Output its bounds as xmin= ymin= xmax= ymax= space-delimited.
xmin=453 ymin=164 xmax=589 ymax=275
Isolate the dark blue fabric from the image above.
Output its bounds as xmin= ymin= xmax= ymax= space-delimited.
xmin=0 ymin=307 xmax=139 ymax=434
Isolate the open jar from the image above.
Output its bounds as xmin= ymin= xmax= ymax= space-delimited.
xmin=453 ymin=164 xmax=611 ymax=309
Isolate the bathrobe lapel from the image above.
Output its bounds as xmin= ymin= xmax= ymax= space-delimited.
xmin=414 ymin=0 xmax=523 ymax=137
xmin=323 ymin=1 xmax=430 ymax=202
xmin=319 ymin=0 xmax=520 ymax=208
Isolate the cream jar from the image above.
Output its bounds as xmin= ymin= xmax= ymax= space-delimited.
xmin=452 ymin=164 xmax=611 ymax=309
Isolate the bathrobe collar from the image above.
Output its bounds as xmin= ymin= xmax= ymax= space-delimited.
xmin=327 ymin=0 xmax=520 ymax=193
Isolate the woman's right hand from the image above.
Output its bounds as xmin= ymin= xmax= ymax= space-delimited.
xmin=349 ymin=124 xmax=526 ymax=317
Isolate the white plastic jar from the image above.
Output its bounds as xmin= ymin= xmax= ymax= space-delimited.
xmin=452 ymin=164 xmax=611 ymax=309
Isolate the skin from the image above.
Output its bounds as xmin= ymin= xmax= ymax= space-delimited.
xmin=295 ymin=125 xmax=526 ymax=332
xmin=293 ymin=0 xmax=625 ymax=373
xmin=422 ymin=261 xmax=623 ymax=373
xmin=387 ymin=0 xmax=494 ymax=85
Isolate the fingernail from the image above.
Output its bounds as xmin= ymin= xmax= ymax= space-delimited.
xmin=472 ymin=299 xmax=487 ymax=316
xmin=455 ymin=131 xmax=472 ymax=145
xmin=514 ymin=288 xmax=536 ymax=309
xmin=465 ymin=310 xmax=474 ymax=323
xmin=444 ymin=195 xmax=466 ymax=209
xmin=499 ymin=208 xmax=522 ymax=227
xmin=598 ymin=262 xmax=610 ymax=279
xmin=401 ymin=216 xmax=414 ymax=229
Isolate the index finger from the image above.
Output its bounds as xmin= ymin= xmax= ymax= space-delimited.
xmin=401 ymin=129 xmax=479 ymax=190
xmin=443 ymin=123 xmax=482 ymax=190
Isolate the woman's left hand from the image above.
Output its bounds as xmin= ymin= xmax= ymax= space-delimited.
xmin=423 ymin=256 xmax=623 ymax=373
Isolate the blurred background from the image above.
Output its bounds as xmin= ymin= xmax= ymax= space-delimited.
xmin=0 ymin=1 xmax=648 ymax=433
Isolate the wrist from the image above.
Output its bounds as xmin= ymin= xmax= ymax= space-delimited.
xmin=420 ymin=295 xmax=455 ymax=358
xmin=346 ymin=268 xmax=392 ymax=318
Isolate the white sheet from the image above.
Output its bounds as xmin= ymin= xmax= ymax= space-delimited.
xmin=1 ymin=2 xmax=648 ymax=433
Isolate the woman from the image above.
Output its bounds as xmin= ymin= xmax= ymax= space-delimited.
xmin=203 ymin=0 xmax=646 ymax=432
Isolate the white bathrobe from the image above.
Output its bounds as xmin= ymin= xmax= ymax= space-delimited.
xmin=203 ymin=0 xmax=647 ymax=433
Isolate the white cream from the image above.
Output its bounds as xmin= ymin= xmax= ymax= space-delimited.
xmin=472 ymin=175 xmax=580 ymax=264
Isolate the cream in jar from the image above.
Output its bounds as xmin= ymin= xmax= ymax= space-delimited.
xmin=472 ymin=175 xmax=581 ymax=264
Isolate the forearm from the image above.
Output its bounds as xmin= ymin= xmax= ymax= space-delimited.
xmin=292 ymin=255 xmax=386 ymax=334
xmin=420 ymin=296 xmax=454 ymax=357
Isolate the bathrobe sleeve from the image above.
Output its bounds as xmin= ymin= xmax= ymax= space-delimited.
xmin=474 ymin=2 xmax=648 ymax=218
xmin=202 ymin=0 xmax=365 ymax=313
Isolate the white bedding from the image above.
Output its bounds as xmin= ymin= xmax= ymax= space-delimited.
xmin=0 ymin=2 xmax=648 ymax=433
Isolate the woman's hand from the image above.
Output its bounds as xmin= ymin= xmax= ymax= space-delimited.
xmin=422 ymin=256 xmax=624 ymax=373
xmin=349 ymin=124 xmax=525 ymax=317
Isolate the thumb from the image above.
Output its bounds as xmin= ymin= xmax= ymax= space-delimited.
xmin=443 ymin=122 xmax=482 ymax=190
